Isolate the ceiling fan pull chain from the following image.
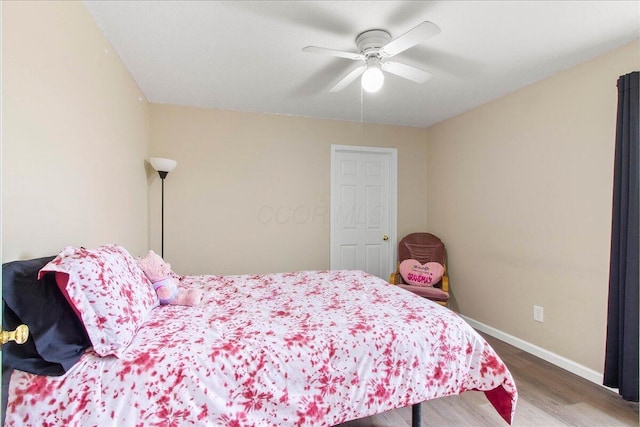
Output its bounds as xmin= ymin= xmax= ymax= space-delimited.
xmin=360 ymin=84 xmax=364 ymax=123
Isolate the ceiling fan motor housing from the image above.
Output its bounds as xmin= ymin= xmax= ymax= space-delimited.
xmin=356 ymin=30 xmax=391 ymax=57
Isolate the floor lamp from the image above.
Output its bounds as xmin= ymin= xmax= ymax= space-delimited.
xmin=149 ymin=157 xmax=177 ymax=258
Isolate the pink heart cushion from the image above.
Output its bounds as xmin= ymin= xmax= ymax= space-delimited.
xmin=399 ymin=260 xmax=445 ymax=287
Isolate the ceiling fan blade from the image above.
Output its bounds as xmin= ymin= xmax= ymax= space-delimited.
xmin=381 ymin=61 xmax=432 ymax=83
xmin=330 ymin=65 xmax=366 ymax=92
xmin=379 ymin=21 xmax=441 ymax=58
xmin=302 ymin=46 xmax=365 ymax=61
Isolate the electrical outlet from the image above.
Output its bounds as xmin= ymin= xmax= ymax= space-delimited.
xmin=533 ymin=305 xmax=544 ymax=323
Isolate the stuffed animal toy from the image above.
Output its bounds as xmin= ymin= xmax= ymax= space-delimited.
xmin=136 ymin=250 xmax=202 ymax=306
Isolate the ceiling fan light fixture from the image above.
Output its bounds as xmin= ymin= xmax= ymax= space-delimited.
xmin=361 ymin=57 xmax=384 ymax=93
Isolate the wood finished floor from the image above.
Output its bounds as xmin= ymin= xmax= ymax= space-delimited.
xmin=336 ymin=332 xmax=639 ymax=427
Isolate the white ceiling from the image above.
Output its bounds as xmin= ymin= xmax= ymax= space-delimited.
xmin=84 ymin=1 xmax=639 ymax=128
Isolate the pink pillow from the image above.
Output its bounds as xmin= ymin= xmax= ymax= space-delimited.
xmin=39 ymin=245 xmax=158 ymax=357
xmin=399 ymin=259 xmax=444 ymax=287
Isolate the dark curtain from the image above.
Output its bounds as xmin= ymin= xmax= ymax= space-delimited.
xmin=604 ymin=71 xmax=639 ymax=402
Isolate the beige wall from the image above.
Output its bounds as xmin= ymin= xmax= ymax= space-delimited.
xmin=149 ymin=104 xmax=428 ymax=275
xmin=2 ymin=1 xmax=150 ymax=262
xmin=425 ymin=40 xmax=639 ymax=373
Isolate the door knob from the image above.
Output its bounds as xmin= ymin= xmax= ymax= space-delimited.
xmin=382 ymin=235 xmax=389 ymax=241
xmin=2 ymin=324 xmax=29 ymax=345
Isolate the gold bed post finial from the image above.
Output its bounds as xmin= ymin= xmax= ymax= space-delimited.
xmin=2 ymin=324 xmax=29 ymax=345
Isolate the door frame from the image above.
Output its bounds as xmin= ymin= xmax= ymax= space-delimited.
xmin=330 ymin=144 xmax=398 ymax=278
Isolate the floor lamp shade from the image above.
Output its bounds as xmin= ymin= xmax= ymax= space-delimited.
xmin=150 ymin=158 xmax=177 ymax=174
xmin=149 ymin=157 xmax=177 ymax=258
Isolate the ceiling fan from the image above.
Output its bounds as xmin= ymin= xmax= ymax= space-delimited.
xmin=302 ymin=21 xmax=440 ymax=93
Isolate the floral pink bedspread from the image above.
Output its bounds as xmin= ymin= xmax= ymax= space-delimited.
xmin=5 ymin=270 xmax=516 ymax=426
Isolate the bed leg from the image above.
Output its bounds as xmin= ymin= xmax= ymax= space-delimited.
xmin=412 ymin=403 xmax=421 ymax=427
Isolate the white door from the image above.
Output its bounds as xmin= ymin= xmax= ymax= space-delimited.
xmin=330 ymin=145 xmax=397 ymax=280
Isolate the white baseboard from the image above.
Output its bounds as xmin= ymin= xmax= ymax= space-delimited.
xmin=460 ymin=315 xmax=611 ymax=388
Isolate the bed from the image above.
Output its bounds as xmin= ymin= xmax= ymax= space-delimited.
xmin=2 ymin=245 xmax=517 ymax=426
